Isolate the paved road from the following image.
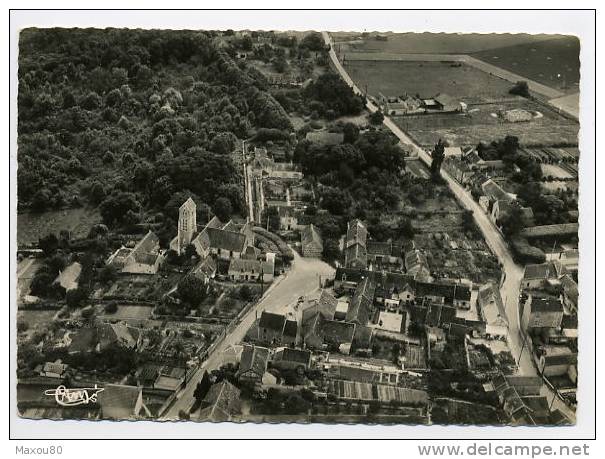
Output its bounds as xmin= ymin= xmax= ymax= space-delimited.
xmin=162 ymin=251 xmax=334 ymax=419
xmin=323 ymin=32 xmax=576 ymax=423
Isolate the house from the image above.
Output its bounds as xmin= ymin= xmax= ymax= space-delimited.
xmin=198 ymin=380 xmax=241 ymax=422
xmin=303 ymin=313 xmax=356 ymax=353
xmin=344 ymin=219 xmax=368 ymax=268
xmin=538 ymin=347 xmax=577 ymax=378
xmin=305 ymin=131 xmax=344 ymax=146
xmin=481 ymin=179 xmax=515 ymax=207
xmin=237 ymin=345 xmax=271 ymax=384
xmin=346 ymin=277 xmax=376 ymax=325
xmin=241 ymin=245 xmax=262 ymax=260
xmin=108 ymin=231 xmax=165 ymax=275
xmin=522 ymin=261 xmax=566 ymax=289
xmin=477 ymin=283 xmax=509 ymax=337
xmin=40 ymin=360 xmax=68 ymax=379
xmin=228 ymin=254 xmax=274 ymax=283
xmin=191 ymin=256 xmax=217 ymax=284
xmin=425 ymin=93 xmax=464 ymax=112
xmin=333 ymin=267 xmax=367 ymax=293
xmin=522 ymin=294 xmax=564 ymax=330
xmin=301 ymin=224 xmax=323 ymax=258
xmin=559 ymin=274 xmax=578 ymax=313
xmin=367 ymin=241 xmax=400 ymax=266
xmin=97 ymin=322 xmax=140 ymax=351
xmin=54 ymin=262 xmax=81 ymax=291
xmin=258 ymin=311 xmax=288 ymax=344
xmin=378 ymin=93 xmax=422 ymax=115
xmin=404 ymin=249 xmax=431 ymax=281
xmin=301 ymin=289 xmax=338 ymax=323
xmin=271 ymin=347 xmax=312 ymax=371
xmin=98 ymin=384 xmax=146 ymax=420
xmin=277 ymin=206 xmax=298 ymax=231
xmin=153 ymin=366 xmax=186 ymax=392
xmin=206 ymin=227 xmax=247 ymax=260
xmin=443 ymin=157 xmax=473 ymax=185
xmin=282 ymin=319 xmax=298 ymax=346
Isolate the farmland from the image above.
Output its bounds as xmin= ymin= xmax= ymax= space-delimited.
xmin=472 ymin=36 xmax=580 ymax=93
xmin=344 ymin=60 xmax=512 ymax=103
xmin=395 ymin=99 xmax=579 ymax=147
xmin=17 ymin=206 xmax=102 ymax=247
xmin=332 ymin=32 xmax=560 ymax=55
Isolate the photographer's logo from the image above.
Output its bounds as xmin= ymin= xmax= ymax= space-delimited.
xmin=44 ymin=385 xmax=104 ymax=406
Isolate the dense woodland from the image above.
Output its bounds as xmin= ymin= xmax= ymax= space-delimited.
xmin=18 ymin=28 xmax=293 ymax=238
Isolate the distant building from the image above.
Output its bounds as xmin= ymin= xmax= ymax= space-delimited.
xmin=277 ymin=206 xmax=298 ymax=231
xmin=301 ymin=224 xmax=323 ymax=258
xmin=40 ymin=360 xmax=68 ymax=379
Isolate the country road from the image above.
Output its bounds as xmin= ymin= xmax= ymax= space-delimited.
xmin=162 ymin=251 xmax=334 ymax=420
xmin=322 ymin=32 xmax=576 ymax=422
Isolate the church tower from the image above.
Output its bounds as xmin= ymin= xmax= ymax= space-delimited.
xmin=177 ymin=197 xmax=197 ymax=254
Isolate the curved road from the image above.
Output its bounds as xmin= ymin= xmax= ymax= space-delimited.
xmin=162 ymin=251 xmax=334 ymax=420
xmin=322 ymin=32 xmax=575 ymax=422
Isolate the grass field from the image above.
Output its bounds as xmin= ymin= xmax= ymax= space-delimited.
xmin=18 ymin=206 xmax=102 ymax=246
xmin=345 ymin=60 xmax=512 ymax=103
xmin=100 ymin=304 xmax=154 ymax=321
xmin=332 ymin=32 xmax=560 ymax=55
xmin=473 ymin=36 xmax=580 ymax=93
xmin=396 ymin=99 xmax=578 ymax=147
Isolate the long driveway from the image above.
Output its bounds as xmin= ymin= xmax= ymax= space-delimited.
xmin=162 ymin=251 xmax=334 ymax=419
xmin=323 ymin=32 xmax=576 ymax=422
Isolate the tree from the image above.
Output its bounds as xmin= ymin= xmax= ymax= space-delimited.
xmin=430 ymin=139 xmax=446 ymax=178
xmin=213 ymin=196 xmax=233 ymax=222
xmin=369 ymin=110 xmax=384 ymax=125
xmin=100 ymin=192 xmax=141 ymax=226
xmin=65 ymin=287 xmax=90 ymax=308
xmin=342 ymin=122 xmax=359 ymax=144
xmin=38 ymin=233 xmax=59 ymax=256
xmin=104 ymin=302 xmax=118 ymax=314
xmin=499 ymin=204 xmax=526 ymax=237
xmin=210 ymin=132 xmax=238 ymax=155
xmin=99 ymin=265 xmax=118 ymax=284
xmin=509 ymin=81 xmax=530 ymax=98
xmin=194 ymin=371 xmax=212 ymax=402
xmin=177 ymin=275 xmax=207 ymax=307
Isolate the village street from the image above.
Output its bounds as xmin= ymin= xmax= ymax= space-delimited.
xmin=322 ymin=31 xmax=576 ymax=423
xmin=162 ymin=250 xmax=334 ymax=420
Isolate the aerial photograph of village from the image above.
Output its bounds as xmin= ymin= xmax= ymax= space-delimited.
xmin=16 ymin=26 xmax=580 ymax=426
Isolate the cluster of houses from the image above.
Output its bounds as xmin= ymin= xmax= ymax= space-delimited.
xmin=378 ymin=92 xmax=466 ymax=116
xmin=248 ymin=146 xmax=324 ymax=259
xmin=107 ymin=197 xmax=275 ymax=284
xmin=519 ymin=259 xmax=578 ymax=402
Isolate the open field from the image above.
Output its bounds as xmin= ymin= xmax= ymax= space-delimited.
xmin=332 ymin=32 xmax=560 ymax=55
xmin=100 ymin=304 xmax=154 ymax=321
xmin=541 ymin=164 xmax=574 ymax=180
xmin=18 ymin=207 xmax=102 ymax=247
xmin=396 ymin=100 xmax=578 ymax=147
xmin=345 ymin=60 xmax=513 ymax=104
xmin=472 ymin=37 xmax=580 ymax=94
